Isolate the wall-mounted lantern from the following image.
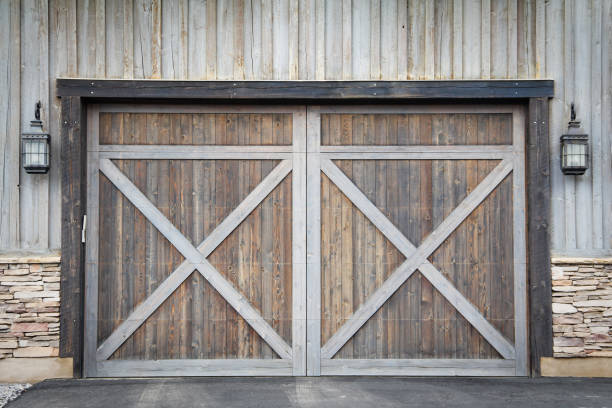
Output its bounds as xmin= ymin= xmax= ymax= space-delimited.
xmin=560 ymin=104 xmax=589 ymax=175
xmin=21 ymin=101 xmax=50 ymax=174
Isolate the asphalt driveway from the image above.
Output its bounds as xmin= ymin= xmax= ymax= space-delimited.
xmin=7 ymin=377 xmax=612 ymax=408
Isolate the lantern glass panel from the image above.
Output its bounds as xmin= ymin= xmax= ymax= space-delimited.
xmin=21 ymin=134 xmax=50 ymax=173
xmin=560 ymin=134 xmax=588 ymax=175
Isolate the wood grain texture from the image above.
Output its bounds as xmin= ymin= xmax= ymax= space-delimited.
xmin=56 ymin=79 xmax=554 ymax=99
xmin=59 ymin=96 xmax=84 ymax=376
xmin=3 ymin=0 xmax=610 ymax=258
xmin=0 ymin=0 xmax=20 ymax=250
xmin=20 ymin=0 xmax=50 ymax=249
xmin=528 ymin=97 xmax=552 ymax=376
xmin=90 ymin=109 xmax=299 ymax=370
xmin=318 ymin=112 xmax=520 ymax=362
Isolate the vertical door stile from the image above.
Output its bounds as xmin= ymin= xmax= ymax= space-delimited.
xmin=292 ymin=107 xmax=307 ymax=375
xmin=85 ymin=105 xmax=100 ymax=377
xmin=306 ymin=106 xmax=322 ymax=376
xmin=512 ymin=107 xmax=528 ymax=376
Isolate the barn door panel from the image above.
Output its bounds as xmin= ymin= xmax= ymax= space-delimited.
xmin=85 ymin=106 xmax=306 ymax=377
xmin=306 ymin=106 xmax=527 ymax=376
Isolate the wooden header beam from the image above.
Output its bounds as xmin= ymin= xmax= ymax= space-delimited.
xmin=56 ymin=79 xmax=553 ymax=100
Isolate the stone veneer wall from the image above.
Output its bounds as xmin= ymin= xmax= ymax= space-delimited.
xmin=552 ymin=257 xmax=612 ymax=358
xmin=0 ymin=254 xmax=61 ymax=359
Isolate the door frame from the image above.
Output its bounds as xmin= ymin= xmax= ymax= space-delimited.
xmin=59 ymin=79 xmax=553 ymax=377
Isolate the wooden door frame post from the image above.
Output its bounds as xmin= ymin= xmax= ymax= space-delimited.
xmin=59 ymin=80 xmax=553 ymax=377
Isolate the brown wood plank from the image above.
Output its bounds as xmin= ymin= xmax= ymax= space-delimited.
xmin=260 ymin=114 xmax=274 ymax=359
xmin=339 ymin=115 xmax=353 ymax=358
xmin=191 ymin=115 xmax=205 ymax=358
xmin=406 ymin=115 xmax=421 ymax=358
xmin=419 ymin=115 xmax=434 ymax=359
xmin=431 ymin=115 xmax=445 ymax=358
xmin=329 ymin=115 xmax=343 ymax=353
xmin=528 ymin=97 xmax=552 ymax=376
xmin=143 ymin=114 xmax=160 ymax=359
xmin=248 ymin=114 xmax=263 ymax=359
xmin=57 ymin=79 xmax=555 ymax=99
xmin=155 ymin=118 xmax=169 ymax=359
xmin=350 ymin=116 xmax=366 ymax=359
xmin=373 ymin=118 xmax=387 ymax=359
xmin=132 ymin=114 xmax=147 ymax=358
xmin=60 ymin=96 xmax=84 ymax=375
xmin=180 ymin=114 xmax=194 ymax=358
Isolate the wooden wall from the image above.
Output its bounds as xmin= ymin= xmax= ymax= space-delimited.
xmin=0 ymin=0 xmax=611 ymax=255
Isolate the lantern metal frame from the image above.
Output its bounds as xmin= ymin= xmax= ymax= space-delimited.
xmin=21 ymin=101 xmax=51 ymax=174
xmin=560 ymin=133 xmax=589 ymax=175
xmin=21 ymin=132 xmax=51 ymax=174
xmin=560 ymin=104 xmax=589 ymax=176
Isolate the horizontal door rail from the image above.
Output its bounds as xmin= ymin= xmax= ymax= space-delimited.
xmin=97 ymin=359 xmax=293 ymax=377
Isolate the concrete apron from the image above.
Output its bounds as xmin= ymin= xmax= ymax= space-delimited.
xmin=6 ymin=377 xmax=612 ymax=408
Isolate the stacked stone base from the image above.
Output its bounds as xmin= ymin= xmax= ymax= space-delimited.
xmin=0 ymin=254 xmax=61 ymax=359
xmin=552 ymin=257 xmax=612 ymax=358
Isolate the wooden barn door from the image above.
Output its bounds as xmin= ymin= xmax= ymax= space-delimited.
xmin=84 ymin=105 xmax=306 ymax=377
xmin=306 ymin=105 xmax=527 ymax=376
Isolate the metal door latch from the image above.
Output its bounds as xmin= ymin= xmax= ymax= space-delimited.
xmin=82 ymin=214 xmax=87 ymax=243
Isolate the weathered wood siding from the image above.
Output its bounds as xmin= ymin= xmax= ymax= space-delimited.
xmin=0 ymin=0 xmax=611 ymax=255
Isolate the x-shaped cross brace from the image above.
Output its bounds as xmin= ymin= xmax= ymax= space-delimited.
xmin=319 ymin=158 xmax=516 ymax=360
xmin=96 ymin=159 xmax=294 ymax=361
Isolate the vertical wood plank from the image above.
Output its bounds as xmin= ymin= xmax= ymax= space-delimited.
xmin=573 ymin=0 xmax=592 ymax=249
xmin=273 ymin=0 xmax=289 ymax=79
xmin=589 ymin=0 xmax=603 ymax=250
xmin=512 ymin=107 xmax=528 ymax=375
xmin=288 ymin=0 xmax=299 ymax=79
xmin=396 ymin=0 xmax=408 ymax=79
xmin=602 ymin=0 xmax=612 ymax=254
xmin=452 ymin=0 xmax=463 ymax=79
xmin=50 ymin=0 xmax=78 ymax=258
xmin=134 ymin=0 xmax=162 ymax=79
xmin=292 ymin=108 xmax=307 ymax=374
xmin=407 ymin=0 xmax=425 ymax=79
xmin=547 ymin=0 xmax=565 ymax=251
xmin=424 ymin=0 xmax=435 ymax=78
xmin=491 ymin=0 xmax=508 ymax=78
xmin=507 ymin=0 xmax=518 ymax=77
xmin=187 ymin=1 xmax=206 ymax=79
xmin=60 ymin=96 xmax=84 ymax=376
xmin=20 ymin=0 xmax=50 ymax=249
xmin=534 ymin=0 xmax=546 ymax=79
xmin=481 ymin=0 xmax=491 ymax=79
xmin=306 ymin=106 xmax=321 ymax=375
xmin=84 ymin=105 xmax=100 ymax=376
xmin=95 ymin=0 xmax=106 ymax=77
xmin=162 ymin=0 xmax=188 ymax=79
xmin=341 ymin=0 xmax=351 ymax=80
xmin=528 ymin=98 xmax=552 ymax=376
xmin=216 ymin=0 xmax=234 ymax=79
xmin=206 ymin=0 xmax=217 ymax=78
xmin=324 ymin=0 xmax=341 ymax=79
xmin=351 ymin=0 xmax=370 ymax=79
xmin=380 ymin=0 xmax=397 ymax=79
xmin=0 ymin=0 xmax=21 ymax=249
xmin=262 ymin=0 xmax=274 ymax=79
xmin=369 ymin=0 xmax=380 ymax=79
xmin=298 ymin=0 xmax=316 ymax=79
xmin=463 ymin=0 xmax=482 ymax=79
xmin=562 ymin=0 xmax=576 ymax=249
xmin=434 ymin=0 xmax=452 ymax=79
